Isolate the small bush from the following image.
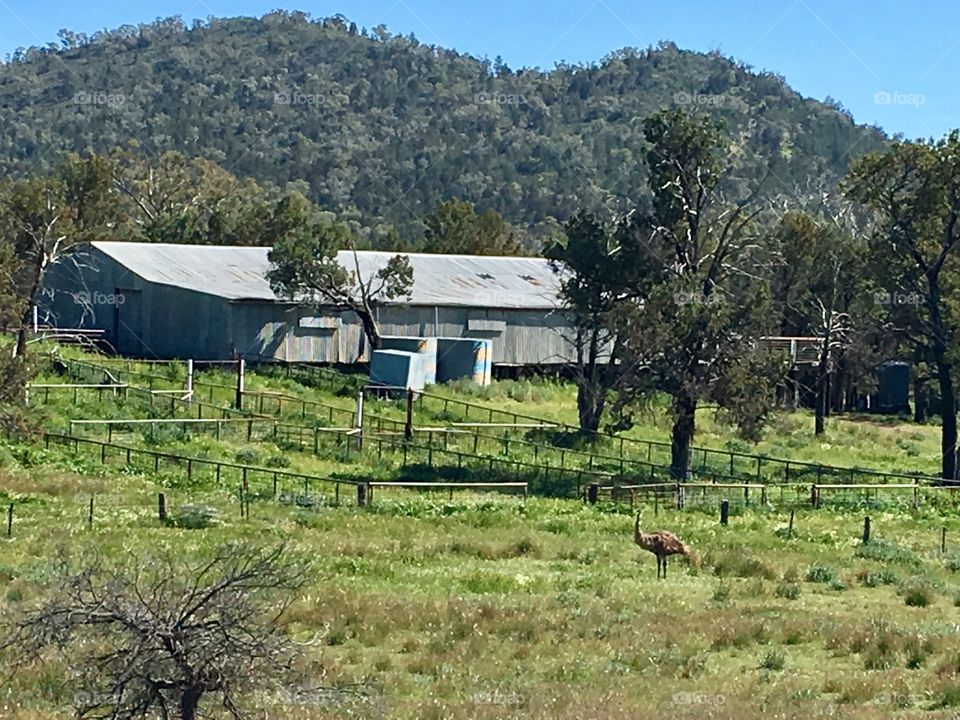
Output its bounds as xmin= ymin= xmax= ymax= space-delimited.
xmin=712 ymin=583 xmax=730 ymax=602
xmin=933 ymin=683 xmax=960 ymax=709
xmin=829 ymin=579 xmax=848 ymax=592
xmin=904 ymin=637 xmax=933 ymax=669
xmin=265 ymin=454 xmax=290 ymax=469
xmin=899 ymin=578 xmax=935 ymax=608
xmin=169 ymin=504 xmax=219 ymax=529
xmin=712 ymin=553 xmax=776 ymax=580
xmin=759 ymin=650 xmax=785 ymax=671
xmin=863 ymin=637 xmax=897 ymax=670
xmin=859 ymin=567 xmax=899 ymax=587
xmin=945 ymin=552 xmax=960 ymax=573
xmin=775 ymin=582 xmax=801 ymax=600
xmin=855 ymin=538 xmax=920 ymax=567
xmin=806 ymin=563 xmax=837 ymax=584
xmin=234 ymin=449 xmax=259 ymax=465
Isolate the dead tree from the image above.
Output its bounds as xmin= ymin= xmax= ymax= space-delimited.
xmin=2 ymin=542 xmax=315 ymax=720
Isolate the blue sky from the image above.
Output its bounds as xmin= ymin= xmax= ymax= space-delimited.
xmin=0 ymin=0 xmax=954 ymax=140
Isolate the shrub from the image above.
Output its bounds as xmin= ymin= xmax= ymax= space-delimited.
xmin=712 ymin=553 xmax=776 ymax=580
xmin=899 ymin=578 xmax=935 ymax=608
xmin=265 ymin=454 xmax=290 ymax=469
xmin=904 ymin=637 xmax=933 ymax=669
xmin=775 ymin=582 xmax=801 ymax=600
xmin=169 ymin=504 xmax=219 ymax=529
xmin=945 ymin=552 xmax=960 ymax=573
xmin=829 ymin=579 xmax=848 ymax=592
xmin=854 ymin=538 xmax=920 ymax=567
xmin=806 ymin=563 xmax=837 ymax=584
xmin=759 ymin=650 xmax=785 ymax=671
xmin=712 ymin=583 xmax=730 ymax=602
xmin=859 ymin=568 xmax=899 ymax=587
xmin=234 ymin=449 xmax=259 ymax=465
xmin=933 ymin=683 xmax=960 ymax=709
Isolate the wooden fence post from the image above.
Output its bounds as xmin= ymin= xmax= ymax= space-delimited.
xmin=787 ymin=509 xmax=795 ymax=539
xmin=186 ymin=358 xmax=194 ymax=401
xmin=720 ymin=498 xmax=729 ymax=526
xmin=6 ymin=503 xmax=12 ymax=537
xmin=357 ymin=483 xmax=368 ymax=507
xmin=586 ymin=483 xmax=599 ymax=505
xmin=242 ymin=470 xmax=249 ymax=518
xmin=235 ymin=357 xmax=245 ymax=410
xmin=88 ymin=496 xmax=94 ymax=529
xmin=862 ymin=516 xmax=871 ymax=543
xmin=158 ymin=493 xmax=167 ymax=522
xmin=405 ymin=389 xmax=414 ymax=440
xmin=942 ymin=527 xmax=947 ymax=554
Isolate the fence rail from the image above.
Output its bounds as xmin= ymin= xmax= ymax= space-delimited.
xmin=55 ymin=357 xmax=946 ymax=490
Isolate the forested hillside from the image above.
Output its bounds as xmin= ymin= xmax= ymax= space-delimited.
xmin=0 ymin=11 xmax=886 ymax=240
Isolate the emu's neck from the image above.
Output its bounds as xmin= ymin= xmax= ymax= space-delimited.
xmin=634 ymin=517 xmax=643 ymax=544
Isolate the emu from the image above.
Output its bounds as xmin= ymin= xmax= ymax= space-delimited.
xmin=633 ymin=513 xmax=696 ymax=579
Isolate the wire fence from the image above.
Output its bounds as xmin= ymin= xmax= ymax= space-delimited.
xmin=47 ymin=357 xmax=947 ymax=490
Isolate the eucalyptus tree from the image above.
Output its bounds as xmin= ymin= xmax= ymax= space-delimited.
xmin=544 ymin=211 xmax=654 ymax=433
xmin=845 ymin=132 xmax=960 ymax=481
xmin=267 ymin=193 xmax=412 ymax=352
xmin=610 ymin=109 xmax=780 ymax=478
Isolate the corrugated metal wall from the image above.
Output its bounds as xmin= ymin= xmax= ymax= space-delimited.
xmin=41 ymin=247 xmax=576 ymax=365
xmin=375 ymin=306 xmax=572 ymax=365
xmin=41 ymin=249 xmax=235 ymax=359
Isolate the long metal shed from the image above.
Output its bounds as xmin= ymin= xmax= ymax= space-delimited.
xmin=39 ymin=242 xmax=574 ymax=366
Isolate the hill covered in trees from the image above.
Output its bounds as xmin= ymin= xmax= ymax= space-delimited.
xmin=0 ymin=11 xmax=886 ymax=241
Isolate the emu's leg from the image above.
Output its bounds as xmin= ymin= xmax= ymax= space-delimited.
xmin=663 ymin=556 xmax=668 ymax=579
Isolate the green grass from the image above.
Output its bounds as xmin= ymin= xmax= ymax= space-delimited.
xmin=4 ymin=463 xmax=960 ymax=718
xmin=7 ymin=346 xmax=960 ymax=718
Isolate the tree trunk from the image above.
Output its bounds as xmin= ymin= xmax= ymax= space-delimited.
xmin=13 ymin=251 xmax=47 ymax=359
xmin=577 ymin=382 xmax=605 ymax=434
xmin=914 ymin=377 xmax=927 ymax=423
xmin=814 ymin=340 xmax=829 ymax=435
xmin=354 ymin=307 xmax=381 ymax=354
xmin=670 ymin=392 xmax=696 ymax=479
xmin=928 ymin=277 xmax=956 ymax=482
xmin=576 ymin=322 xmax=605 ymax=433
xmin=937 ymin=357 xmax=957 ymax=482
xmin=179 ymin=688 xmax=202 ymax=720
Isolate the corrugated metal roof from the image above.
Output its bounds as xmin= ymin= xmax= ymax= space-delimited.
xmin=88 ymin=242 xmax=561 ymax=309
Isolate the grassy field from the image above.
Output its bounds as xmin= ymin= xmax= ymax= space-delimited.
xmin=4 ymin=466 xmax=960 ymax=718
xmin=1 ymin=348 xmax=958 ymax=718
